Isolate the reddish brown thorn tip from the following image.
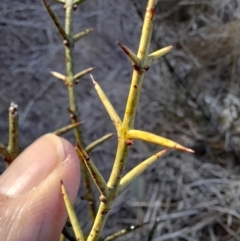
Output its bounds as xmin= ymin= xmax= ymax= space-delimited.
xmin=116 ymin=41 xmax=130 ymax=55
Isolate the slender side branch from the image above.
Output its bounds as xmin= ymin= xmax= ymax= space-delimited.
xmin=43 ymin=0 xmax=68 ymax=42
xmin=103 ymin=229 xmax=130 ymax=241
xmin=90 ymin=75 xmax=122 ymax=131
xmin=61 ymin=181 xmax=85 ymax=241
xmin=127 ymin=129 xmax=194 ymax=152
xmin=7 ymin=102 xmax=19 ymax=161
xmin=88 ymin=1 xmax=159 ymax=240
xmin=50 ymin=71 xmax=67 ymax=83
xmin=122 ymin=0 xmax=158 ymax=129
xmin=55 ymin=0 xmax=65 ymax=3
xmin=73 ymin=28 xmax=93 ymax=42
xmin=103 ymin=221 xmax=153 ymax=241
xmin=74 ymin=0 xmax=87 ymax=4
xmin=53 ymin=122 xmax=83 ymax=136
xmin=77 ymin=144 xmax=109 ymax=198
xmin=74 ymin=67 xmax=94 ymax=83
xmin=85 ymin=133 xmax=114 ymax=153
xmin=119 ymin=149 xmax=168 ymax=194
xmin=76 ymin=150 xmax=96 ymax=220
xmin=64 ymin=0 xmax=96 ymax=220
xmin=148 ymin=46 xmax=172 ymax=65
xmin=117 ymin=42 xmax=140 ymax=66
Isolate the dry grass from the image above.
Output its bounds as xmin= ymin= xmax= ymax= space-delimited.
xmin=1 ymin=0 xmax=240 ymax=240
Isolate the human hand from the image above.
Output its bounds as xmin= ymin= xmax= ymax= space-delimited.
xmin=0 ymin=134 xmax=80 ymax=241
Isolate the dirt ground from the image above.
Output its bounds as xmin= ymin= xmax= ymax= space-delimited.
xmin=1 ymin=0 xmax=240 ymax=240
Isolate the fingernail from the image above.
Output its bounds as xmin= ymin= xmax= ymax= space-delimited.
xmin=0 ymin=134 xmax=67 ymax=196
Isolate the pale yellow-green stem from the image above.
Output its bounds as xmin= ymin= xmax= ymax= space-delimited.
xmin=103 ymin=229 xmax=129 ymax=241
xmin=87 ymin=2 xmax=158 ymax=240
xmin=50 ymin=71 xmax=66 ymax=83
xmin=102 ymin=222 xmax=148 ymax=241
xmin=76 ymin=144 xmax=109 ymax=198
xmin=64 ymin=0 xmax=96 ymax=220
xmin=148 ymin=45 xmax=173 ymax=65
xmin=75 ymin=0 xmax=87 ymax=4
xmin=43 ymin=0 xmax=68 ymax=42
xmin=118 ymin=149 xmax=168 ymax=194
xmin=53 ymin=122 xmax=83 ymax=136
xmin=87 ymin=139 xmax=128 ymax=241
xmin=74 ymin=67 xmax=94 ymax=83
xmin=45 ymin=0 xmax=96 ymax=222
xmin=108 ymin=0 xmax=158 ymax=200
xmin=56 ymin=0 xmax=64 ymax=4
xmin=7 ymin=102 xmax=19 ymax=162
xmin=127 ymin=129 xmax=194 ymax=153
xmin=122 ymin=0 xmax=157 ymax=129
xmin=73 ymin=28 xmax=93 ymax=42
xmin=90 ymin=75 xmax=122 ymax=131
xmin=61 ymin=181 xmax=85 ymax=241
xmin=85 ymin=133 xmax=114 ymax=153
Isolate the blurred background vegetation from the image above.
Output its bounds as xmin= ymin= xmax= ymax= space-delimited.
xmin=1 ymin=0 xmax=240 ymax=240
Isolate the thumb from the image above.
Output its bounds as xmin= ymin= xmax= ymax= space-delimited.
xmin=0 ymin=134 xmax=80 ymax=241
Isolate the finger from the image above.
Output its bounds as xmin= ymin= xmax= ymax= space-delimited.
xmin=0 ymin=134 xmax=80 ymax=241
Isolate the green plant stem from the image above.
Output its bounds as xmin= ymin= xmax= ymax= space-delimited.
xmin=53 ymin=122 xmax=83 ymax=136
xmin=74 ymin=0 xmax=87 ymax=4
xmin=43 ymin=0 xmax=68 ymax=41
xmin=91 ymin=75 xmax=122 ymax=131
xmin=77 ymin=144 xmax=109 ymax=198
xmin=102 ymin=222 xmax=151 ymax=241
xmin=85 ymin=133 xmax=114 ymax=153
xmin=50 ymin=71 xmax=66 ymax=83
xmin=118 ymin=149 xmax=168 ymax=194
xmin=73 ymin=28 xmax=93 ymax=42
xmin=61 ymin=181 xmax=85 ymax=241
xmin=127 ymin=129 xmax=194 ymax=152
xmin=7 ymin=102 xmax=19 ymax=161
xmin=148 ymin=46 xmax=172 ymax=64
xmin=56 ymin=0 xmax=64 ymax=4
xmin=117 ymin=42 xmax=140 ymax=66
xmin=64 ymin=0 xmax=96 ymax=220
xmin=122 ymin=0 xmax=157 ymax=129
xmin=74 ymin=67 xmax=94 ymax=83
xmin=87 ymin=1 xmax=158 ymax=240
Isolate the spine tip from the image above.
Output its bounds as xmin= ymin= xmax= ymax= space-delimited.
xmin=90 ymin=74 xmax=97 ymax=85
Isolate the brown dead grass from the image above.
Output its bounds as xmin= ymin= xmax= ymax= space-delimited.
xmin=1 ymin=0 xmax=240 ymax=240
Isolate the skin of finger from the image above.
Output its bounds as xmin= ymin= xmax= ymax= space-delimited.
xmin=0 ymin=134 xmax=67 ymax=196
xmin=0 ymin=138 xmax=80 ymax=241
